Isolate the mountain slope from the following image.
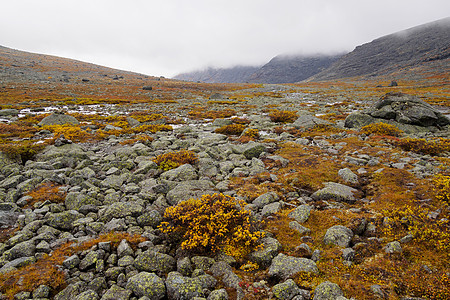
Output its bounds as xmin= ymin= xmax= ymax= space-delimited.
xmin=246 ymin=54 xmax=342 ymax=83
xmin=311 ymin=17 xmax=450 ymax=81
xmin=173 ymin=65 xmax=260 ymax=83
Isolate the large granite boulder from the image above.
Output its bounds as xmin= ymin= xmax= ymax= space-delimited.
xmin=38 ymin=112 xmax=80 ymax=126
xmin=345 ymin=92 xmax=450 ymax=133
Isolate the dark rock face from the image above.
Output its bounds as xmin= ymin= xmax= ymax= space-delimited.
xmin=345 ymin=93 xmax=450 ymax=132
xmin=246 ymin=54 xmax=342 ymax=84
xmin=174 ymin=65 xmax=261 ymax=83
xmin=312 ymin=17 xmax=450 ymax=80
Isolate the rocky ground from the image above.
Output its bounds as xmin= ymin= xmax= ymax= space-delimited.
xmin=0 ymin=81 xmax=449 ymax=300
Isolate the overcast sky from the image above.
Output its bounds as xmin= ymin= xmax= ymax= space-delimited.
xmin=1 ymin=1 xmax=449 ymax=77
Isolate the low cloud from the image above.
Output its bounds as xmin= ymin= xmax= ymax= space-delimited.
xmin=1 ymin=0 xmax=449 ymax=77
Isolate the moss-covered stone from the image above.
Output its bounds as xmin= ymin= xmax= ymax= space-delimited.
xmin=323 ymin=225 xmax=354 ymax=248
xmin=166 ymin=271 xmax=204 ymax=300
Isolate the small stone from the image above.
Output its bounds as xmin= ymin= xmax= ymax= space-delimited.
xmin=323 ymin=225 xmax=354 ymax=248
xmin=313 ymin=281 xmax=344 ymax=300
xmin=385 ymin=241 xmax=402 ymax=254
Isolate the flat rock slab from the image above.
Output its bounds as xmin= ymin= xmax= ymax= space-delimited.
xmin=311 ymin=182 xmax=361 ymax=203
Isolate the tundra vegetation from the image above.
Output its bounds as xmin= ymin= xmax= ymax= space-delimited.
xmin=0 ymin=53 xmax=449 ymax=300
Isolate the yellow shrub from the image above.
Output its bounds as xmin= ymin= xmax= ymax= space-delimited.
xmin=215 ymin=124 xmax=246 ymax=135
xmin=433 ymin=174 xmax=450 ymax=204
xmin=153 ymin=150 xmax=198 ymax=171
xmin=361 ymin=122 xmax=403 ymax=137
xmin=396 ymin=138 xmax=450 ymax=155
xmin=269 ymin=110 xmax=298 ymax=123
xmin=242 ymin=128 xmax=259 ymax=139
xmin=0 ymin=140 xmax=46 ymax=163
xmin=159 ymin=193 xmax=264 ymax=259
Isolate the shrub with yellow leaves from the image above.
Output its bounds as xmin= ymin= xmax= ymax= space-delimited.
xmin=361 ymin=122 xmax=403 ymax=137
xmin=268 ymin=110 xmax=298 ymax=123
xmin=153 ymin=150 xmax=198 ymax=171
xmin=159 ymin=193 xmax=264 ymax=259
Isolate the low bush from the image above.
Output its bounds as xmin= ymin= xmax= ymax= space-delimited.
xmin=396 ymin=138 xmax=450 ymax=155
xmin=215 ymin=124 xmax=246 ymax=135
xmin=433 ymin=174 xmax=450 ymax=204
xmin=153 ymin=150 xmax=198 ymax=171
xmin=269 ymin=110 xmax=297 ymax=123
xmin=361 ymin=122 xmax=403 ymax=137
xmin=159 ymin=193 xmax=264 ymax=259
xmin=0 ymin=140 xmax=46 ymax=164
xmin=25 ymin=182 xmax=66 ymax=207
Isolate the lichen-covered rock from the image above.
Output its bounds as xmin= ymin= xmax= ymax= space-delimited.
xmin=268 ymin=253 xmax=318 ymax=280
xmin=385 ymin=241 xmax=402 ymax=254
xmin=311 ymin=182 xmax=360 ymax=203
xmin=65 ymin=192 xmax=101 ymax=211
xmin=248 ymin=237 xmax=282 ymax=268
xmin=161 ymin=164 xmax=198 ymax=181
xmin=313 ymin=281 xmax=344 ymax=300
xmin=166 ymin=180 xmax=216 ymax=205
xmin=36 ymin=143 xmax=88 ymax=161
xmin=98 ymin=201 xmax=144 ymax=222
xmin=191 ymin=256 xmax=215 ymax=271
xmin=79 ymin=251 xmax=100 ymax=270
xmin=55 ymin=282 xmax=83 ymax=300
xmin=126 ymin=272 xmax=165 ymax=299
xmin=165 ymin=271 xmax=204 ymax=300
xmin=73 ymin=290 xmax=99 ymax=300
xmin=261 ymin=202 xmax=282 ymax=216
xmin=134 ymin=250 xmax=176 ymax=274
xmin=46 ymin=210 xmax=83 ymax=230
xmin=323 ymin=225 xmax=354 ymax=248
xmin=137 ymin=210 xmax=162 ymax=227
xmin=38 ymin=112 xmax=79 ymax=126
xmin=288 ymin=204 xmax=312 ymax=223
xmin=242 ymin=143 xmax=267 ymax=159
xmin=100 ymin=284 xmax=132 ymax=300
xmin=207 ymin=289 xmax=229 ymax=300
xmin=272 ymin=279 xmax=303 ymax=300
xmin=338 ymin=168 xmax=359 ymax=184
xmin=289 ymin=221 xmax=311 ymax=235
xmin=252 ymin=192 xmax=279 ymax=209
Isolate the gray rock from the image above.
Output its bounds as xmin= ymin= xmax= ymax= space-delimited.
xmin=288 ymin=204 xmax=312 ymax=223
xmin=38 ymin=112 xmax=80 ymax=126
xmin=46 ymin=210 xmax=83 ymax=230
xmin=311 ymin=182 xmax=360 ymax=203
xmin=137 ymin=210 xmax=162 ymax=228
xmin=99 ymin=201 xmax=144 ymax=222
xmin=0 ymin=256 xmax=36 ymax=272
xmin=289 ymin=221 xmax=311 ymax=235
xmin=242 ymin=142 xmax=267 ymax=159
xmin=134 ymin=250 xmax=176 ymax=274
xmin=0 ymin=174 xmax=23 ymax=189
xmin=207 ymin=289 xmax=228 ymax=300
xmin=323 ymin=225 xmax=354 ymax=248
xmin=385 ymin=241 xmax=402 ymax=254
xmin=338 ymin=168 xmax=358 ymax=184
xmin=117 ymin=239 xmax=134 ymax=258
xmin=65 ymin=192 xmax=101 ymax=211
xmin=100 ymin=285 xmax=132 ymax=300
xmin=248 ymin=237 xmax=282 ymax=268
xmin=74 ymin=290 xmax=99 ymax=300
xmin=161 ymin=164 xmax=198 ymax=181
xmin=268 ymin=253 xmax=318 ymax=280
xmin=36 ymin=143 xmax=88 ymax=161
xmin=79 ymin=251 xmax=100 ymax=270
xmin=0 ymin=109 xmax=19 ymax=116
xmin=32 ymin=285 xmax=51 ymax=298
xmin=8 ymin=240 xmax=35 ymax=260
xmin=252 ymin=192 xmax=279 ymax=209
xmin=166 ymin=180 xmax=216 ymax=205
xmin=126 ymin=272 xmax=165 ymax=299
xmin=261 ymin=202 xmax=282 ymax=216
xmin=191 ymin=256 xmax=215 ymax=271
xmin=55 ymin=282 xmax=83 ymax=300
xmin=342 ymin=248 xmax=355 ymax=261
xmin=165 ymin=271 xmax=204 ymax=300
xmin=177 ymin=257 xmax=193 ymax=276
xmin=63 ymin=255 xmax=80 ymax=269
xmin=313 ymin=281 xmax=344 ymax=300
xmin=292 ymin=113 xmax=331 ymax=129
xmin=272 ymin=279 xmax=303 ymax=300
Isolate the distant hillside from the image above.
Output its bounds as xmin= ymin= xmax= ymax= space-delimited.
xmin=311 ymin=17 xmax=450 ymax=81
xmin=0 ymin=45 xmax=156 ymax=84
xmin=246 ymin=54 xmax=342 ymax=83
xmin=174 ymin=54 xmax=342 ymax=84
xmin=173 ymin=65 xmax=260 ymax=83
